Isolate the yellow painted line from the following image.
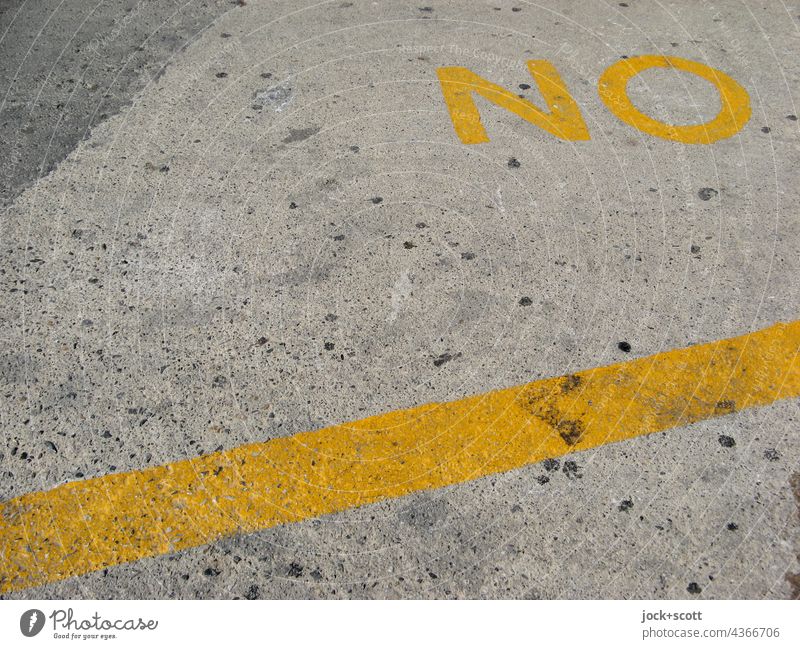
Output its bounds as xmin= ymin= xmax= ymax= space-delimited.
xmin=2 ymin=321 xmax=800 ymax=593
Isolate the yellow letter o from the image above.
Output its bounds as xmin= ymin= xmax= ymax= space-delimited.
xmin=598 ymin=55 xmax=751 ymax=144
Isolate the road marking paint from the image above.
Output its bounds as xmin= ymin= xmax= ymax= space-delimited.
xmin=598 ymin=55 xmax=751 ymax=144
xmin=437 ymin=61 xmax=590 ymax=144
xmin=439 ymin=56 xmax=750 ymax=144
xmin=2 ymin=321 xmax=799 ymax=593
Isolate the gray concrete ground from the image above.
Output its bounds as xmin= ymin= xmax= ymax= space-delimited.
xmin=1 ymin=0 xmax=799 ymax=598
xmin=1 ymin=0 xmax=237 ymax=208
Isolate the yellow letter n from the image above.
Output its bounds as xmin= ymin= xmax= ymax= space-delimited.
xmin=437 ymin=61 xmax=590 ymax=144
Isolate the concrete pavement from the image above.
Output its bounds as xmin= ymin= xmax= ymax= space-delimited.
xmin=1 ymin=0 xmax=799 ymax=599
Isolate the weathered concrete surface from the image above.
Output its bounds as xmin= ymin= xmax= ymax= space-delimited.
xmin=1 ymin=0 xmax=799 ymax=598
xmin=0 ymin=0 xmax=237 ymax=208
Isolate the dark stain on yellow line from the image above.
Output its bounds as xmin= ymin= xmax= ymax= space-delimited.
xmin=2 ymin=321 xmax=799 ymax=593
